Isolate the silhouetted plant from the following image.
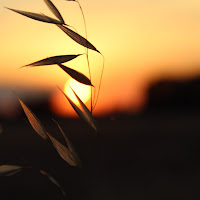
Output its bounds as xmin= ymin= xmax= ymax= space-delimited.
xmin=2 ymin=0 xmax=104 ymax=198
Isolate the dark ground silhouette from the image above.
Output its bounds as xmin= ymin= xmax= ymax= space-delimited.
xmin=1 ymin=77 xmax=200 ymax=199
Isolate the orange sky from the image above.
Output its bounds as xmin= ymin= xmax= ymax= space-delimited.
xmin=1 ymin=0 xmax=200 ymax=117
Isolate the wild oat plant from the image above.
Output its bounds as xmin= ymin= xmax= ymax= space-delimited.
xmin=1 ymin=0 xmax=104 ymax=199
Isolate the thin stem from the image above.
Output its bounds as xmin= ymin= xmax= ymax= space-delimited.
xmin=76 ymin=0 xmax=93 ymax=112
xmin=92 ymin=54 xmax=105 ymax=110
xmin=76 ymin=0 xmax=87 ymax=40
xmin=92 ymin=85 xmax=96 ymax=107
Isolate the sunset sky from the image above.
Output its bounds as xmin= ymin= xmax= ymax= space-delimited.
xmin=1 ymin=0 xmax=200 ymax=117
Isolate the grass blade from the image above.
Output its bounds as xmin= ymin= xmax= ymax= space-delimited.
xmin=22 ymin=54 xmax=82 ymax=68
xmin=17 ymin=97 xmax=48 ymax=140
xmin=40 ymin=170 xmax=66 ymax=197
xmin=43 ymin=0 xmax=65 ymax=24
xmin=57 ymin=86 xmax=86 ymax=121
xmin=17 ymin=96 xmax=78 ymax=166
xmin=51 ymin=119 xmax=73 ymax=151
xmin=0 ymin=165 xmax=23 ymax=176
xmin=52 ymin=119 xmax=81 ymax=167
xmin=58 ymin=64 xmax=93 ymax=86
xmin=56 ymin=24 xmax=100 ymax=53
xmin=57 ymin=86 xmax=97 ymax=132
xmin=46 ymin=132 xmax=77 ymax=166
xmin=5 ymin=7 xmax=63 ymax=24
xmin=71 ymin=87 xmax=98 ymax=132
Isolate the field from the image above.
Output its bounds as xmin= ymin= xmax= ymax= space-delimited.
xmin=1 ymin=107 xmax=200 ymax=200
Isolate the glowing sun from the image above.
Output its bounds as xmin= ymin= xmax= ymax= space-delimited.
xmin=64 ymin=78 xmax=91 ymax=105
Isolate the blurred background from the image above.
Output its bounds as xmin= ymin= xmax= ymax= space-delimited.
xmin=1 ymin=0 xmax=200 ymax=199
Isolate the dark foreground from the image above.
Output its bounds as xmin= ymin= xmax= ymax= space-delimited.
xmin=1 ymin=109 xmax=200 ymax=200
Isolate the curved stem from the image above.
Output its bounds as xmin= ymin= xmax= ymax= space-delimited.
xmin=76 ymin=1 xmax=87 ymax=40
xmin=92 ymin=53 xmax=105 ymax=110
xmin=76 ymin=0 xmax=93 ymax=112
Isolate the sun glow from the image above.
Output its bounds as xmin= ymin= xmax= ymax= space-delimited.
xmin=64 ymin=78 xmax=91 ymax=105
